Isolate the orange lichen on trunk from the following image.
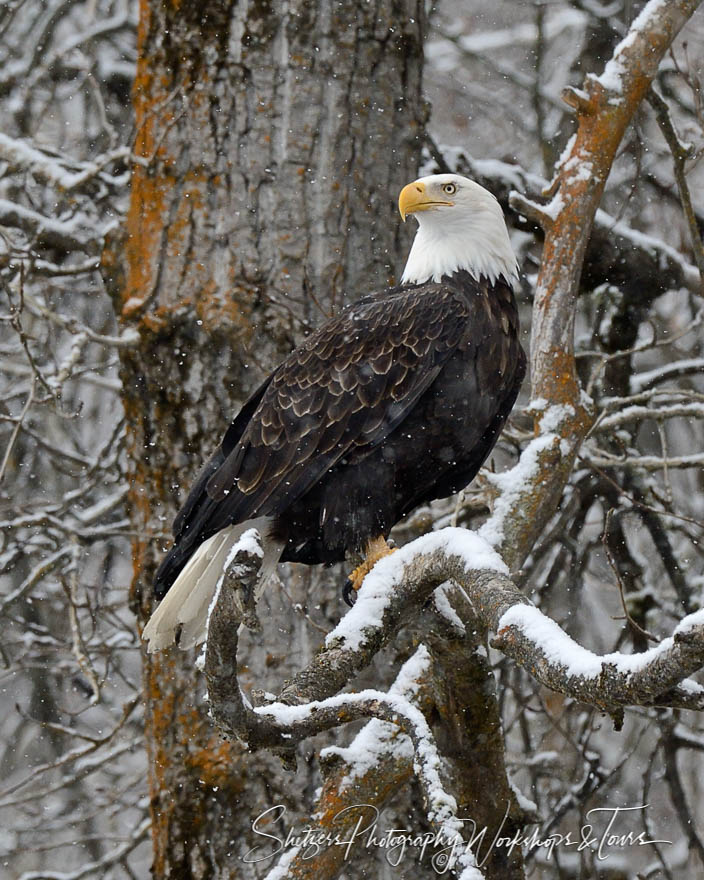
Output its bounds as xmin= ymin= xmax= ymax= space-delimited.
xmin=123 ymin=0 xmax=163 ymax=317
xmin=276 ymin=732 xmax=414 ymax=879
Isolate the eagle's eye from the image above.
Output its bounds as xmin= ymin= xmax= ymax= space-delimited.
xmin=442 ymin=183 xmax=457 ymax=196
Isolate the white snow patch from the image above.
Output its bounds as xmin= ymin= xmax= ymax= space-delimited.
xmin=479 ymin=434 xmax=558 ymax=548
xmin=122 ymin=296 xmax=145 ymax=312
xmin=262 ymin=845 xmax=301 ymax=880
xmin=509 ymin=777 xmax=538 ymax=815
xmin=433 ymin=583 xmax=466 ymax=634
xmin=527 ymin=397 xmax=548 ymax=413
xmin=678 ymin=678 xmax=704 ymax=695
xmin=538 ymin=403 xmax=575 ymax=434
xmin=598 ymin=57 xmax=627 ymax=94
xmin=233 ymin=527 xmax=265 ymax=558
xmin=499 ymin=605 xmax=603 ymax=677
xmin=541 ymin=191 xmax=565 ymax=221
xmin=565 ymin=158 xmax=594 ymax=184
xmin=556 ymin=133 xmax=577 ymax=170
xmin=546 ymin=415 xmax=575 ymax=455
xmin=674 ymin=608 xmax=704 ymax=637
xmin=195 ymin=573 xmax=225 ymax=672
xmin=526 ymin=750 xmax=560 ymax=767
xmin=471 ymin=158 xmax=527 ymax=191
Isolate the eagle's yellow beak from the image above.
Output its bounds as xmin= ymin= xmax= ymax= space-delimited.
xmin=398 ymin=181 xmax=453 ymax=221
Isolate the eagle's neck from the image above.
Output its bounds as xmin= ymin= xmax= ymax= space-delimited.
xmin=401 ymin=213 xmax=518 ymax=289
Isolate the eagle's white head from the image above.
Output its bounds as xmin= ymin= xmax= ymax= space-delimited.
xmin=399 ymin=173 xmax=518 ymax=288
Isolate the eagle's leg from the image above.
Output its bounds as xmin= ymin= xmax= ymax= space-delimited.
xmin=342 ymin=536 xmax=397 ymax=605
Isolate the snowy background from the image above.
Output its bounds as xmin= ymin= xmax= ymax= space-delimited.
xmin=1 ymin=1 xmax=704 ymax=877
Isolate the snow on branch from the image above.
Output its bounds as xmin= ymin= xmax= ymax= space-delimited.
xmin=594 ymin=0 xmax=689 ymax=97
xmin=261 ymin=652 xmax=485 ymax=880
xmin=593 ymin=207 xmax=701 ymax=296
xmin=630 ymin=358 xmax=704 ymax=393
xmin=496 ymin=606 xmax=704 ymax=722
xmin=204 ymin=527 xmax=704 ymax=759
xmin=0 ymin=133 xmax=128 ymax=194
xmin=581 ymin=449 xmax=704 ymax=471
xmin=319 ymin=646 xmax=431 ymax=788
xmin=0 ymin=198 xmax=107 ymax=255
xmin=592 ymin=402 xmax=704 ymax=431
xmin=509 ymin=0 xmax=703 ymax=407
xmin=327 ymin=530 xmax=507 ymax=653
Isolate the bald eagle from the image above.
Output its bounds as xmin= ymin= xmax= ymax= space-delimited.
xmin=143 ymin=174 xmax=525 ymax=651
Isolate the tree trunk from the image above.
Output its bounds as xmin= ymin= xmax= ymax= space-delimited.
xmin=115 ymin=1 xmax=425 ymax=876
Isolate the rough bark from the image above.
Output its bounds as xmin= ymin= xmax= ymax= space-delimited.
xmin=426 ymin=618 xmax=527 ymax=880
xmin=116 ymin=2 xmax=425 ymax=877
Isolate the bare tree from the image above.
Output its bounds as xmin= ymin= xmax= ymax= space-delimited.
xmin=2 ymin=0 xmax=704 ymax=878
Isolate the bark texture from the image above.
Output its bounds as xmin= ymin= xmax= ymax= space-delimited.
xmin=117 ymin=1 xmax=425 ymax=876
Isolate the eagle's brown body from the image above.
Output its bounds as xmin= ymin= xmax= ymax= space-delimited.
xmin=154 ymin=269 xmax=525 ymax=599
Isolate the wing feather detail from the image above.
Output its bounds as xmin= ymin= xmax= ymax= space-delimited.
xmin=203 ymin=285 xmax=472 ymax=521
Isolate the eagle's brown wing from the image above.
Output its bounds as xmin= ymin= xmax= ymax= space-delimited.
xmin=203 ymin=284 xmax=470 ymax=525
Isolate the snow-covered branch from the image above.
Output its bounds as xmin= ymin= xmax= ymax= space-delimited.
xmin=582 ymin=449 xmax=704 ymax=471
xmin=495 ymin=605 xmax=704 ymax=721
xmin=204 ymin=526 xmax=704 ymax=758
xmin=0 ymin=199 xmax=106 ymax=255
xmin=0 ymin=133 xmax=129 ymax=194
xmin=630 ymin=358 xmax=704 ymax=393
xmin=203 ymin=530 xmax=508 ymax=744
xmin=592 ymin=401 xmax=704 ymax=431
xmin=518 ymin=0 xmax=702 ymax=404
xmin=260 ymin=651 xmax=430 ymax=880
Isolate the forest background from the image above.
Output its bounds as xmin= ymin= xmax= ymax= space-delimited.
xmin=1 ymin=1 xmax=704 ymax=878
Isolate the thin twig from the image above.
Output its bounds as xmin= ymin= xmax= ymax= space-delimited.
xmin=648 ymin=87 xmax=704 ymax=290
xmin=0 ymin=374 xmax=35 ymax=484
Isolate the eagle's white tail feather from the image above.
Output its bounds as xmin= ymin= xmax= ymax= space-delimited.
xmin=142 ymin=517 xmax=281 ymax=653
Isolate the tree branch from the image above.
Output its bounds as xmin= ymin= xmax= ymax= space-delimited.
xmin=205 ymin=529 xmax=704 ymax=753
xmin=0 ymin=198 xmax=106 ymax=255
xmin=494 ymin=604 xmax=704 ymax=723
xmin=647 ymin=86 xmax=704 ymax=288
xmin=523 ymin=0 xmax=703 ymax=404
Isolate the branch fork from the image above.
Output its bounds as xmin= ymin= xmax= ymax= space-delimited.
xmin=205 ymin=528 xmax=704 ymax=754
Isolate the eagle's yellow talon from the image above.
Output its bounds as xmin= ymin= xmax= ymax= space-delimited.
xmin=346 ymin=536 xmax=397 ymax=593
